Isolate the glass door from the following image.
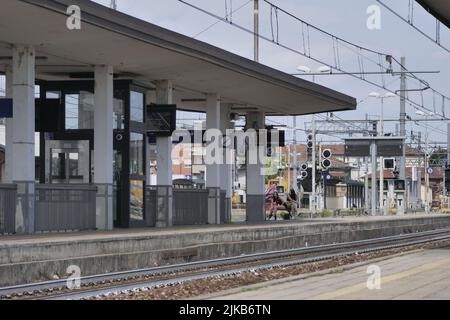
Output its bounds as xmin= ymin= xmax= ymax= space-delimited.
xmin=45 ymin=140 xmax=90 ymax=184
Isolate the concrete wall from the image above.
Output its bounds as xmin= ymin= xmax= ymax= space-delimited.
xmin=1 ymin=215 xmax=450 ymax=286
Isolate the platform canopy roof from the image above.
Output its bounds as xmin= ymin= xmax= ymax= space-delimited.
xmin=0 ymin=0 xmax=356 ymax=116
xmin=417 ymin=0 xmax=450 ymax=28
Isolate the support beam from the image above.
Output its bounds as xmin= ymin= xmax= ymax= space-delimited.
xmin=12 ymin=45 xmax=35 ymax=234
xmin=364 ymin=156 xmax=369 ymax=211
xmin=145 ymin=90 xmax=156 ymax=185
xmin=246 ymin=111 xmax=265 ymax=222
xmin=371 ymin=141 xmax=377 ymax=216
xmin=399 ymin=57 xmax=407 ymax=181
xmin=155 ymin=80 xmax=173 ymax=227
xmin=205 ymin=93 xmax=221 ymax=225
xmin=94 ymin=65 xmax=114 ymax=230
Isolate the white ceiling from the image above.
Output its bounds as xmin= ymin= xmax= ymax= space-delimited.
xmin=0 ymin=0 xmax=356 ymax=115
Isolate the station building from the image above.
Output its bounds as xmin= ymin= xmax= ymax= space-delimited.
xmin=0 ymin=0 xmax=356 ymax=234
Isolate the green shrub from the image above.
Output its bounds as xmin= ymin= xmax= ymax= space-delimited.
xmin=317 ymin=209 xmax=334 ymax=217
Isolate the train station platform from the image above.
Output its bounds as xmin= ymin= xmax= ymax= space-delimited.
xmin=1 ymin=214 xmax=450 ymax=286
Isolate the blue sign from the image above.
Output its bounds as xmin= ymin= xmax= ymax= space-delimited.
xmin=427 ymin=168 xmax=434 ymax=175
xmin=0 ymin=98 xmax=13 ymax=118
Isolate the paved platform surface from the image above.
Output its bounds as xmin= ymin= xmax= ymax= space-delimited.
xmin=205 ymin=246 xmax=450 ymax=300
xmin=0 ymin=213 xmax=445 ymax=245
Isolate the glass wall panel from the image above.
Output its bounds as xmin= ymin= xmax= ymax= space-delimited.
xmin=113 ymin=97 xmax=125 ymax=130
xmin=130 ymin=133 xmax=144 ymax=176
xmin=130 ymin=91 xmax=144 ymax=123
xmin=130 ymin=180 xmax=144 ymax=221
xmin=65 ymin=91 xmax=94 ymax=129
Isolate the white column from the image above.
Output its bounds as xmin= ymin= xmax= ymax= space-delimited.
xmin=221 ymin=104 xmax=233 ymax=223
xmin=155 ymin=80 xmax=173 ymax=227
xmin=206 ymin=93 xmax=221 ymax=224
xmin=246 ymin=111 xmax=265 ymax=222
xmin=4 ymin=66 xmax=13 ymax=183
xmin=94 ymin=65 xmax=114 ymax=230
xmin=12 ymin=45 xmax=35 ymax=234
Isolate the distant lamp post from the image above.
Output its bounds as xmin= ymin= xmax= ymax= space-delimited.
xmin=296 ymin=65 xmax=330 ymax=82
xmin=415 ymin=109 xmax=435 ymax=214
xmin=369 ymin=91 xmax=396 ymax=214
xmin=369 ymin=92 xmax=396 ymax=135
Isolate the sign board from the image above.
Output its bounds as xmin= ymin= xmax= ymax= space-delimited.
xmin=427 ymin=167 xmax=434 ymax=175
xmin=344 ymin=137 xmax=405 ymax=157
xmin=146 ymin=104 xmax=177 ymax=137
xmin=377 ymin=140 xmax=403 ymax=157
xmin=36 ymin=98 xmax=62 ymax=132
xmin=344 ymin=140 xmax=370 ymax=157
xmin=384 ymin=158 xmax=395 ymax=169
xmin=0 ymin=98 xmax=13 ymax=118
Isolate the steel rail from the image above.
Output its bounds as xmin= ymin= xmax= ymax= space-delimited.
xmin=1 ymin=228 xmax=450 ymax=298
xmin=43 ymin=232 xmax=450 ymax=300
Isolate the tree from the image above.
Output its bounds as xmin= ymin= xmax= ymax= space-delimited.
xmin=430 ymin=147 xmax=447 ymax=166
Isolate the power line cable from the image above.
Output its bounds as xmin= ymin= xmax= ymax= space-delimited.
xmin=376 ymin=0 xmax=450 ymax=53
xmin=193 ymin=0 xmax=252 ymax=39
xmin=177 ymin=0 xmax=450 ymax=121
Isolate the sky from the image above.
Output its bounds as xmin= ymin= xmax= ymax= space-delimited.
xmin=2 ymin=0 xmax=450 ymax=145
xmin=90 ymin=0 xmax=450 ymax=145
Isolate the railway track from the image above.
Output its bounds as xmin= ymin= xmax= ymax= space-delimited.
xmin=2 ymin=228 xmax=450 ymax=300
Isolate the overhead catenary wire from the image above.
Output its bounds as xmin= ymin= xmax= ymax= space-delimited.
xmin=176 ymin=0 xmax=450 ymax=122
xmin=376 ymin=0 xmax=450 ymax=53
xmin=193 ymin=0 xmax=252 ymax=39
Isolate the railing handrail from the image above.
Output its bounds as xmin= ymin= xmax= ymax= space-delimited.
xmin=0 ymin=184 xmax=17 ymax=190
xmin=36 ymin=184 xmax=98 ymax=192
xmin=173 ymin=188 xmax=209 ymax=193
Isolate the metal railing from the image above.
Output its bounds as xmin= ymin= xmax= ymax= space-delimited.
xmin=145 ymin=186 xmax=157 ymax=227
xmin=220 ymin=191 xmax=227 ymax=224
xmin=0 ymin=184 xmax=17 ymax=234
xmin=145 ymin=185 xmax=209 ymax=227
xmin=173 ymin=188 xmax=208 ymax=226
xmin=35 ymin=184 xmax=97 ymax=232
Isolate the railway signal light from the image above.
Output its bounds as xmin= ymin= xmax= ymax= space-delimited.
xmin=307 ymin=134 xmax=313 ymax=149
xmin=301 ymin=170 xmax=308 ymax=179
xmin=321 ymin=149 xmax=332 ymax=170
xmin=306 ymin=134 xmax=313 ymax=161
xmin=299 ymin=163 xmax=308 ymax=180
xmin=445 ymin=168 xmax=450 ymax=193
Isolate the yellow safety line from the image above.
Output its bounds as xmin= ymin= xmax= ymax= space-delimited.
xmin=307 ymin=256 xmax=450 ymax=300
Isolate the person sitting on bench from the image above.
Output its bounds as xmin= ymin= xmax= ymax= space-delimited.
xmin=283 ymin=188 xmax=298 ymax=219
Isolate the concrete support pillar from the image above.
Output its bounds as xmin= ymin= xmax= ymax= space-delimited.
xmin=94 ymin=65 xmax=114 ymax=230
xmin=4 ymin=66 xmax=13 ymax=184
xmin=12 ymin=45 xmax=35 ymax=234
xmin=246 ymin=111 xmax=265 ymax=222
xmin=220 ymin=105 xmax=233 ymax=224
xmin=205 ymin=93 xmax=221 ymax=225
xmin=155 ymin=80 xmax=173 ymax=227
